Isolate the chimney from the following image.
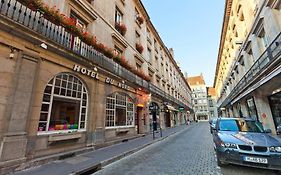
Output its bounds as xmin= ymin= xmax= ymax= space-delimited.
xmin=169 ymin=48 xmax=174 ymax=58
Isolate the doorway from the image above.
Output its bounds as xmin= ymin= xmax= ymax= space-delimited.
xmin=165 ymin=112 xmax=171 ymax=127
xmin=136 ymin=106 xmax=143 ymax=134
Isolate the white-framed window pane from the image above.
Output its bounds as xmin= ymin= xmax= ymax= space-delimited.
xmin=38 ymin=73 xmax=88 ymax=132
xmin=105 ymin=93 xmax=134 ymax=127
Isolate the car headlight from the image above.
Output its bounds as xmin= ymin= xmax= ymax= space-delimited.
xmin=221 ymin=142 xmax=237 ymax=149
xmin=269 ymin=146 xmax=281 ymax=152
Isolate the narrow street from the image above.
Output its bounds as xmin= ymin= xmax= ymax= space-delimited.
xmin=94 ymin=122 xmax=278 ymax=175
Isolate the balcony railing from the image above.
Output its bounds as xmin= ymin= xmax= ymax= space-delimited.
xmin=219 ymin=32 xmax=281 ymax=108
xmin=148 ymin=84 xmax=191 ymax=109
xmin=0 ymin=0 xmax=191 ymax=109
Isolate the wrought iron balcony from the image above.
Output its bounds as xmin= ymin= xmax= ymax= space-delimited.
xmin=148 ymin=84 xmax=192 ymax=110
xmin=0 ymin=0 xmax=191 ymax=109
xmin=219 ymin=32 xmax=281 ymax=108
xmin=0 ymin=0 xmax=148 ymax=86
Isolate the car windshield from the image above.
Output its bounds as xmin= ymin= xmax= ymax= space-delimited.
xmin=219 ymin=120 xmax=264 ymax=133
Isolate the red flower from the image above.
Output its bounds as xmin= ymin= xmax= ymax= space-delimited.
xmin=136 ymin=15 xmax=144 ymax=24
xmin=136 ymin=43 xmax=144 ymax=54
xmin=16 ymin=0 xmax=150 ymax=82
xmin=115 ymin=22 xmax=127 ymax=36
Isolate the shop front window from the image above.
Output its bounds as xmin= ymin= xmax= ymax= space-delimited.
xmin=106 ymin=92 xmax=134 ymax=127
xmin=268 ymin=92 xmax=281 ymax=131
xmin=246 ymin=97 xmax=258 ymax=121
xmin=38 ymin=73 xmax=88 ymax=133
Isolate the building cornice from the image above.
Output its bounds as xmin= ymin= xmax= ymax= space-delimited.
xmin=213 ymin=0 xmax=233 ymax=87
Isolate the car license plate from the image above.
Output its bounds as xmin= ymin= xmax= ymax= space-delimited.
xmin=244 ymin=156 xmax=268 ymax=164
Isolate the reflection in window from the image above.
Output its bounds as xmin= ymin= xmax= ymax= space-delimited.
xmin=246 ymin=97 xmax=258 ymax=121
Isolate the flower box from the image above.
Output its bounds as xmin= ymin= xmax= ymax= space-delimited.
xmin=115 ymin=22 xmax=127 ymax=36
xmin=16 ymin=0 xmax=151 ymax=82
xmin=136 ymin=43 xmax=144 ymax=54
xmin=136 ymin=15 xmax=144 ymax=25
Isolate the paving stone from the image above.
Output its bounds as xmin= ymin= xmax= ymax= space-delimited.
xmin=94 ymin=122 xmax=278 ymax=175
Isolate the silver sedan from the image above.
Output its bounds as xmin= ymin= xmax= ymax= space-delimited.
xmin=213 ymin=118 xmax=281 ymax=171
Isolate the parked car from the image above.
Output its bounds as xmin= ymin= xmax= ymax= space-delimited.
xmin=213 ymin=118 xmax=281 ymax=170
xmin=209 ymin=118 xmax=217 ymax=134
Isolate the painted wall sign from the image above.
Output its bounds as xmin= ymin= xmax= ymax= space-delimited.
xmin=73 ymin=64 xmax=99 ymax=79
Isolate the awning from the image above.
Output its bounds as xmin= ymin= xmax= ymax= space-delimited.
xmin=166 ymin=105 xmax=178 ymax=111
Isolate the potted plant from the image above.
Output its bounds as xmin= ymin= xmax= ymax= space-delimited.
xmin=103 ymin=47 xmax=115 ymax=59
xmin=16 ymin=0 xmax=151 ymax=82
xmin=18 ymin=0 xmax=42 ymax=11
xmin=136 ymin=43 xmax=144 ymax=54
xmin=136 ymin=15 xmax=144 ymax=25
xmin=115 ymin=22 xmax=127 ymax=36
xmin=41 ymin=5 xmax=63 ymax=26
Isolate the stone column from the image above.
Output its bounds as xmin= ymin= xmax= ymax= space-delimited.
xmin=0 ymin=53 xmax=38 ymax=165
xmin=232 ymin=104 xmax=239 ymax=118
xmin=86 ymin=80 xmax=102 ymax=146
xmin=253 ymin=90 xmax=277 ymax=134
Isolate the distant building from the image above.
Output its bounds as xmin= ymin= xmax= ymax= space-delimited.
xmin=187 ymin=74 xmax=209 ymax=121
xmin=214 ymin=0 xmax=281 ymax=134
xmin=207 ymin=87 xmax=218 ymax=119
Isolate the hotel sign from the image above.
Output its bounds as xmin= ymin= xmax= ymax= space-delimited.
xmin=105 ymin=78 xmax=129 ymax=90
xmin=73 ymin=64 xmax=128 ymax=90
xmin=73 ymin=64 xmax=99 ymax=79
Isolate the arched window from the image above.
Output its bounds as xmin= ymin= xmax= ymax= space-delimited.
xmin=106 ymin=92 xmax=134 ymax=127
xmin=38 ymin=73 xmax=88 ymax=133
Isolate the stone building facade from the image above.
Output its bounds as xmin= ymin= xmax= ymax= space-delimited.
xmin=207 ymin=87 xmax=218 ymax=119
xmin=214 ymin=0 xmax=281 ymax=134
xmin=187 ymin=74 xmax=209 ymax=121
xmin=0 ymin=0 xmax=192 ymax=173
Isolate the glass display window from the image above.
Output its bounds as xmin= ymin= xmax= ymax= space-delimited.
xmin=38 ymin=73 xmax=88 ymax=134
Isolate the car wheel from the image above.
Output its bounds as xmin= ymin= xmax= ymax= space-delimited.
xmin=216 ymin=155 xmax=227 ymax=167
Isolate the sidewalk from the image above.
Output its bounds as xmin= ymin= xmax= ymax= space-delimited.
xmin=13 ymin=124 xmax=195 ymax=175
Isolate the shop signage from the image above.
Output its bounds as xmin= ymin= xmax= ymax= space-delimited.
xmin=149 ymin=105 xmax=159 ymax=110
xmin=73 ymin=64 xmax=99 ymax=79
xmin=179 ymin=106 xmax=185 ymax=111
xmin=149 ymin=103 xmax=159 ymax=111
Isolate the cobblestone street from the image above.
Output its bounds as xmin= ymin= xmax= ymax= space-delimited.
xmin=94 ymin=122 xmax=279 ymax=175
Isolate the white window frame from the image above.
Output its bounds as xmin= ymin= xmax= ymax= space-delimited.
xmin=105 ymin=93 xmax=135 ymax=129
xmin=115 ymin=7 xmax=123 ymax=24
xmin=38 ymin=73 xmax=88 ymax=135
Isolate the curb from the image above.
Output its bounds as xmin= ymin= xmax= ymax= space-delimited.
xmin=73 ymin=124 xmax=196 ymax=175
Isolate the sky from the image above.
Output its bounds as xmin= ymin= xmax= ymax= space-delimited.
xmin=141 ymin=0 xmax=225 ymax=87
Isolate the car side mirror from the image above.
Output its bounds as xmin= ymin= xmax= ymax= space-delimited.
xmin=264 ymin=129 xmax=272 ymax=133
